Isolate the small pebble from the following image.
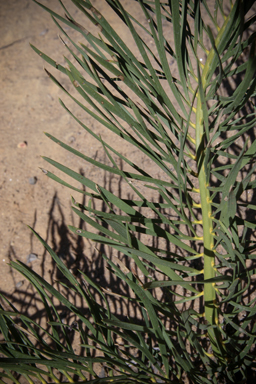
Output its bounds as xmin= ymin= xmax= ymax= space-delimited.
xmin=16 ymin=280 xmax=24 ymax=288
xmin=68 ymin=136 xmax=75 ymax=143
xmin=40 ymin=28 xmax=48 ymax=36
xmin=60 ymin=311 xmax=67 ymax=323
xmin=17 ymin=141 xmax=27 ymax=148
xmin=99 ymin=366 xmax=105 ymax=378
xmin=27 ymin=253 xmax=38 ymax=264
xmin=29 ymin=176 xmax=37 ymax=185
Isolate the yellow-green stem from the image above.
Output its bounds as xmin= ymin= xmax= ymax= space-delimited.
xmin=195 ymin=96 xmax=217 ymax=340
xmin=195 ymin=4 xmax=235 ymax=359
xmin=196 ymin=96 xmax=227 ymax=361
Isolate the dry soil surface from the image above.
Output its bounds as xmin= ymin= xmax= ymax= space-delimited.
xmin=1 ymin=0 xmax=174 ymax=319
xmin=0 ymin=0 xmax=129 ymax=303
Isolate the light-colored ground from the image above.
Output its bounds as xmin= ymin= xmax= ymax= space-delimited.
xmin=1 ymin=0 xmax=180 ymax=308
xmin=0 ymin=0 xmax=135 ymax=302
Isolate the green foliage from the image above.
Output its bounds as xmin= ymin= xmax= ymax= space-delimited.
xmin=1 ymin=0 xmax=256 ymax=383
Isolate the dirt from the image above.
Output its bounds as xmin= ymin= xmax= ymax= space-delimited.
xmin=0 ymin=0 xmax=114 ymax=299
xmin=1 ymin=0 xmax=168 ymax=315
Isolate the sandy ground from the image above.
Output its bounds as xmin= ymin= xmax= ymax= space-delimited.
xmin=1 ymin=0 xmax=169 ymax=320
xmin=0 ymin=0 xmax=124 ymax=301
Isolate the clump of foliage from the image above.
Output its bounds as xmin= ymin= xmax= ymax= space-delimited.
xmin=1 ymin=0 xmax=256 ymax=383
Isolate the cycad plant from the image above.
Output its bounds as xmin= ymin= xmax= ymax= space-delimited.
xmin=1 ymin=0 xmax=256 ymax=383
